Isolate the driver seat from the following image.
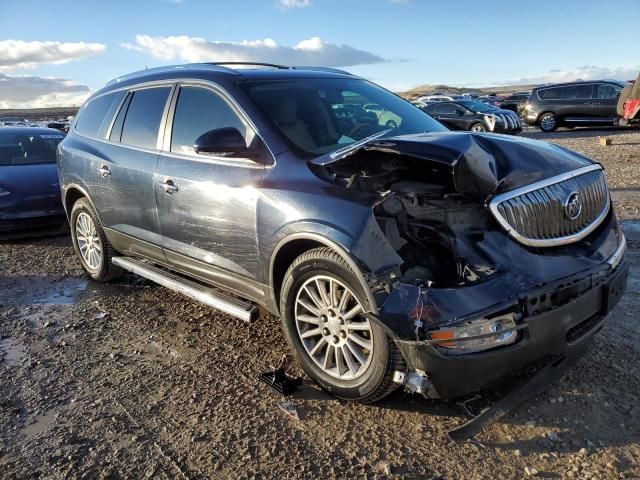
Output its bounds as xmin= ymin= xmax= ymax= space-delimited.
xmin=273 ymin=97 xmax=317 ymax=151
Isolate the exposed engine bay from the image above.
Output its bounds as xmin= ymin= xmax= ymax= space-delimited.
xmin=317 ymin=150 xmax=498 ymax=287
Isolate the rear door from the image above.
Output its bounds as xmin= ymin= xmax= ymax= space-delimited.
xmin=154 ymin=82 xmax=268 ymax=294
xmin=94 ymin=85 xmax=173 ymax=256
xmin=558 ymin=84 xmax=595 ymax=122
xmin=590 ymin=83 xmax=623 ymax=123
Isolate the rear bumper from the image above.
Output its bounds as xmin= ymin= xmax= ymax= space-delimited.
xmin=396 ymin=258 xmax=629 ymax=399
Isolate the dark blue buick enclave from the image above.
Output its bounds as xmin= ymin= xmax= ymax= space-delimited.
xmin=56 ymin=63 xmax=628 ymax=437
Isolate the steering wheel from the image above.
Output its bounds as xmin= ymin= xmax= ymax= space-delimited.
xmin=348 ymin=123 xmax=373 ymax=139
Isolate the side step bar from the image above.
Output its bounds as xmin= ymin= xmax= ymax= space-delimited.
xmin=112 ymin=256 xmax=259 ymax=323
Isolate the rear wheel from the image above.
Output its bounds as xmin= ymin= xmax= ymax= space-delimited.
xmin=539 ymin=112 xmax=558 ymax=132
xmin=280 ymin=247 xmax=404 ymax=402
xmin=70 ymin=198 xmax=124 ymax=282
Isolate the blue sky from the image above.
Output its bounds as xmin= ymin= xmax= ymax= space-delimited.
xmin=1 ymin=0 xmax=638 ymax=107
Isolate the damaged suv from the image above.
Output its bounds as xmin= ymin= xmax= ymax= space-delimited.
xmin=58 ymin=64 xmax=628 ymax=411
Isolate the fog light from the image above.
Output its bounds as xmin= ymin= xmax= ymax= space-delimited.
xmin=429 ymin=314 xmax=518 ymax=354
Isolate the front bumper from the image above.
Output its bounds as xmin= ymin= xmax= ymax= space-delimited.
xmin=395 ymin=256 xmax=628 ymax=399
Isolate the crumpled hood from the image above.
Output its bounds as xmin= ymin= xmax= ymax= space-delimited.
xmin=312 ymin=131 xmax=596 ymax=197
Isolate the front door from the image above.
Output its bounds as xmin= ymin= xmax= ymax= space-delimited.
xmin=154 ymin=83 xmax=268 ymax=297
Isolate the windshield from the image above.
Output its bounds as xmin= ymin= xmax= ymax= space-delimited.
xmin=458 ymin=100 xmax=497 ymax=113
xmin=240 ymin=78 xmax=447 ymax=156
xmin=0 ymin=132 xmax=63 ymax=166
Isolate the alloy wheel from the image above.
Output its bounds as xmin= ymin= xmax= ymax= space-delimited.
xmin=471 ymin=124 xmax=487 ymax=132
xmin=294 ymin=275 xmax=373 ymax=380
xmin=540 ymin=115 xmax=556 ymax=131
xmin=75 ymin=212 xmax=103 ymax=270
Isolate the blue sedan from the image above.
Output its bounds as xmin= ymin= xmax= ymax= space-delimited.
xmin=0 ymin=127 xmax=67 ymax=237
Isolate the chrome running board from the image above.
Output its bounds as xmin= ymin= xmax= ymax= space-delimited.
xmin=112 ymin=256 xmax=259 ymax=323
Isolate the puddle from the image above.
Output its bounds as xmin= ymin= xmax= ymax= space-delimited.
xmin=0 ymin=337 xmax=26 ymax=365
xmin=0 ymin=277 xmax=88 ymax=306
xmin=21 ymin=410 xmax=56 ymax=441
xmin=621 ymin=220 xmax=640 ymax=236
xmin=38 ymin=278 xmax=88 ymax=304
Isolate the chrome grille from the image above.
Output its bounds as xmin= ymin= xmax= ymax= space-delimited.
xmin=489 ymin=165 xmax=610 ymax=247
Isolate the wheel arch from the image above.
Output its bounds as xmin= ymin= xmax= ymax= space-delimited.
xmin=536 ymin=110 xmax=558 ymax=125
xmin=63 ymin=183 xmax=96 ymax=218
xmin=269 ymin=232 xmax=379 ymax=317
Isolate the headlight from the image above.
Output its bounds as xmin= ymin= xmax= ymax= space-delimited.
xmin=0 ymin=187 xmax=10 ymax=197
xmin=428 ymin=313 xmax=518 ymax=354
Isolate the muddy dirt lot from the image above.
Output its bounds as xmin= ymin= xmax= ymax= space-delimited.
xmin=1 ymin=128 xmax=639 ymax=479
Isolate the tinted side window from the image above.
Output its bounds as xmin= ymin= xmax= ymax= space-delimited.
xmin=436 ymin=103 xmax=458 ymax=114
xmin=538 ymin=87 xmax=562 ymax=100
xmin=75 ymin=91 xmax=126 ymax=138
xmin=423 ymin=104 xmax=437 ymax=114
xmin=120 ymin=87 xmax=171 ymax=149
xmin=595 ymin=84 xmax=622 ymax=99
xmin=171 ymin=86 xmax=246 ymax=155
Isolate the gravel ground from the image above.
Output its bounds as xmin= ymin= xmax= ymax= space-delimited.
xmin=1 ymin=128 xmax=639 ymax=479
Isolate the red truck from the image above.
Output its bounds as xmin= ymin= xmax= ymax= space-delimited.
xmin=617 ymin=73 xmax=640 ymax=126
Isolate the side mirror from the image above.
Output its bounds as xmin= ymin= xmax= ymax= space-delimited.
xmin=194 ymin=127 xmax=247 ymax=157
xmin=456 ymin=109 xmax=466 ymax=116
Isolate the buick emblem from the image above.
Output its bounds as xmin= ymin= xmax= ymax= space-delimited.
xmin=564 ymin=191 xmax=582 ymax=220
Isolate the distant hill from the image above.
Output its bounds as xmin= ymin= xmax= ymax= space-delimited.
xmin=0 ymin=107 xmax=80 ymax=121
xmin=400 ymin=83 xmax=539 ymax=99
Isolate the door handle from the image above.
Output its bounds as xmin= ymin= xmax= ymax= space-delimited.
xmin=97 ymin=165 xmax=111 ymax=177
xmin=160 ymin=180 xmax=178 ymax=194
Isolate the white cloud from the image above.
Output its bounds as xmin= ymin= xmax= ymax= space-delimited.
xmin=122 ymin=34 xmax=386 ymax=67
xmin=505 ymin=64 xmax=640 ymax=85
xmin=0 ymin=73 xmax=90 ymax=108
xmin=0 ymin=40 xmax=106 ymax=71
xmin=278 ymin=0 xmax=311 ymax=7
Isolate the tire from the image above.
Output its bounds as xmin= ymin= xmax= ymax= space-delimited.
xmin=538 ymin=112 xmax=558 ymax=132
xmin=470 ymin=122 xmax=487 ymax=132
xmin=69 ymin=198 xmax=124 ymax=282
xmin=385 ymin=119 xmax=398 ymax=128
xmin=279 ymin=247 xmax=405 ymax=403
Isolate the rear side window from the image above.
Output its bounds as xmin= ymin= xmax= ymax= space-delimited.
xmin=120 ymin=87 xmax=171 ymax=149
xmin=0 ymin=133 xmax=63 ymax=166
xmin=538 ymin=87 xmax=563 ymax=100
xmin=595 ymin=84 xmax=623 ymax=99
xmin=170 ymin=86 xmax=246 ymax=155
xmin=423 ymin=104 xmax=437 ymax=114
xmin=435 ymin=103 xmax=458 ymax=114
xmin=75 ymin=91 xmax=125 ymax=138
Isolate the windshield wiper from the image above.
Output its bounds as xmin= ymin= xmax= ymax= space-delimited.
xmin=329 ymin=128 xmax=393 ymax=161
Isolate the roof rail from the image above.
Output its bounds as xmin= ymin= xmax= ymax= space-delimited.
xmin=292 ymin=66 xmax=354 ymax=76
xmin=106 ymin=63 xmax=239 ymax=86
xmin=206 ymin=62 xmax=292 ymax=69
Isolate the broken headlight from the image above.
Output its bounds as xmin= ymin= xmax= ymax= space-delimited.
xmin=428 ymin=313 xmax=518 ymax=354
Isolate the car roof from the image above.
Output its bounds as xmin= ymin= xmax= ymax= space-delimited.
xmin=99 ymin=63 xmax=356 ymax=94
xmin=0 ymin=127 xmax=65 ymax=135
xmin=533 ymin=80 xmax=626 ymax=90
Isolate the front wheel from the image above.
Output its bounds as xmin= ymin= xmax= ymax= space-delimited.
xmin=280 ymin=247 xmax=404 ymax=402
xmin=470 ymin=122 xmax=487 ymax=132
xmin=539 ymin=113 xmax=558 ymax=132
